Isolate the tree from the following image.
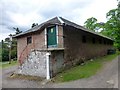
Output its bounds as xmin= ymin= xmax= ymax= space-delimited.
xmin=84 ymin=17 xmax=98 ymax=32
xmin=2 ymin=40 xmax=9 ymax=61
xmin=13 ymin=27 xmax=22 ymax=34
xmin=31 ymin=23 xmax=38 ymax=28
xmin=101 ymin=1 xmax=120 ymax=49
xmin=84 ymin=1 xmax=120 ymax=49
xmin=2 ymin=27 xmax=22 ymax=62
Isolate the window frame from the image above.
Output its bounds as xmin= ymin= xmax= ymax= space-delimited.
xmin=27 ymin=36 xmax=32 ymax=45
xmin=92 ymin=37 xmax=96 ymax=44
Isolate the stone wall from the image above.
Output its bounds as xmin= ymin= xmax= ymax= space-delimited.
xmin=49 ymin=50 xmax=64 ymax=77
xmin=17 ymin=50 xmax=47 ymax=77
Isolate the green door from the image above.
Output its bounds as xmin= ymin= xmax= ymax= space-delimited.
xmin=47 ymin=26 xmax=57 ymax=47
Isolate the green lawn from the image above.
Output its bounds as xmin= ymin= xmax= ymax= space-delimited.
xmin=53 ymin=54 xmax=118 ymax=82
xmin=1 ymin=61 xmax=18 ymax=68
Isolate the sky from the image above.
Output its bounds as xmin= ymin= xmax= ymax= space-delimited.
xmin=0 ymin=0 xmax=118 ymax=41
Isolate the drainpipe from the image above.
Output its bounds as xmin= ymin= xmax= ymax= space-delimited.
xmin=46 ymin=52 xmax=51 ymax=80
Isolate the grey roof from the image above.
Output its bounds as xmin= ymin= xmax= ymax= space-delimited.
xmin=13 ymin=17 xmax=61 ymax=37
xmin=13 ymin=16 xmax=113 ymax=41
xmin=59 ymin=17 xmax=113 ymax=40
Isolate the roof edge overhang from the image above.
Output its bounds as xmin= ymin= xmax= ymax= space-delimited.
xmin=13 ymin=16 xmax=113 ymax=41
xmin=64 ymin=24 xmax=113 ymax=41
xmin=13 ymin=23 xmax=62 ymax=38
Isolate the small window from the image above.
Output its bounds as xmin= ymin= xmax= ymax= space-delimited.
xmin=107 ymin=41 xmax=109 ymax=45
xmin=92 ymin=37 xmax=95 ymax=44
xmin=82 ymin=36 xmax=86 ymax=43
xmin=104 ymin=40 xmax=106 ymax=44
xmin=27 ymin=36 xmax=32 ymax=44
xmin=99 ymin=39 xmax=102 ymax=44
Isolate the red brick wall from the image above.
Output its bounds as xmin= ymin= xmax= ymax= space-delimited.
xmin=17 ymin=30 xmax=45 ymax=64
xmin=58 ymin=25 xmax=64 ymax=48
xmin=17 ymin=25 xmax=64 ymax=64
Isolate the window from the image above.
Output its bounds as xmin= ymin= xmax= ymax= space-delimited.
xmin=82 ymin=36 xmax=86 ymax=43
xmin=99 ymin=39 xmax=102 ymax=44
xmin=104 ymin=40 xmax=106 ymax=44
xmin=92 ymin=37 xmax=95 ymax=44
xmin=27 ymin=36 xmax=32 ymax=44
xmin=107 ymin=41 xmax=109 ymax=45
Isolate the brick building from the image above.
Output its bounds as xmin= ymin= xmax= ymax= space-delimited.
xmin=14 ymin=17 xmax=113 ymax=79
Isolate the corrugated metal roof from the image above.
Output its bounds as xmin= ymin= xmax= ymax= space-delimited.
xmin=13 ymin=16 xmax=113 ymax=41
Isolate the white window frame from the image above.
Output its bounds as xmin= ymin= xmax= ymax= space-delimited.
xmin=56 ymin=25 xmax=59 ymax=45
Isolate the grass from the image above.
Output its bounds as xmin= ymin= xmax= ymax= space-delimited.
xmin=53 ymin=54 xmax=118 ymax=82
xmin=0 ymin=62 xmax=2 ymax=68
xmin=2 ymin=60 xmax=18 ymax=68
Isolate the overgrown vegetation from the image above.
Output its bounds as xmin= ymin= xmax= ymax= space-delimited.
xmin=1 ymin=28 xmax=22 ymax=63
xmin=84 ymin=1 xmax=120 ymax=50
xmin=53 ymin=54 xmax=118 ymax=82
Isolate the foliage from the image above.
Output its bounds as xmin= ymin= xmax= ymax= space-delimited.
xmin=84 ymin=1 xmax=120 ymax=49
xmin=2 ymin=28 xmax=22 ymax=62
xmin=2 ymin=40 xmax=9 ymax=61
xmin=13 ymin=27 xmax=22 ymax=34
xmin=84 ymin=17 xmax=98 ymax=32
xmin=101 ymin=1 xmax=120 ymax=49
xmin=31 ymin=23 xmax=38 ymax=28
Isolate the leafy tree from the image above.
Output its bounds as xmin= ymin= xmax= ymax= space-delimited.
xmin=84 ymin=1 xmax=120 ymax=49
xmin=2 ymin=28 xmax=22 ymax=62
xmin=13 ymin=27 xmax=22 ymax=34
xmin=84 ymin=17 xmax=98 ymax=32
xmin=2 ymin=40 xmax=9 ymax=61
xmin=11 ymin=38 xmax=17 ymax=60
xmin=101 ymin=1 xmax=120 ymax=49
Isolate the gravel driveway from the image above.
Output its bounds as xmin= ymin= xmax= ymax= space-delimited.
xmin=2 ymin=56 xmax=119 ymax=88
xmin=2 ymin=65 xmax=44 ymax=88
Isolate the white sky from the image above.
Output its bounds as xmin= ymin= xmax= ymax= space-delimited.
xmin=0 ymin=0 xmax=118 ymax=41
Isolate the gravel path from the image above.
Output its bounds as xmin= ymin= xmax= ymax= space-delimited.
xmin=2 ymin=56 xmax=119 ymax=88
xmin=2 ymin=65 xmax=44 ymax=88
